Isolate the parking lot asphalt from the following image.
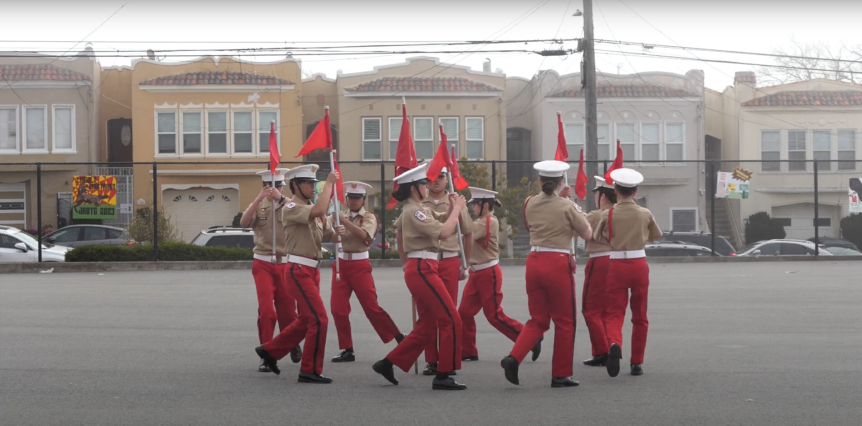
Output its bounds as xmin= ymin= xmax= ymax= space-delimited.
xmin=2 ymin=262 xmax=861 ymax=425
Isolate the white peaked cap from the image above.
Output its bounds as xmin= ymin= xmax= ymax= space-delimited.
xmin=440 ymin=167 xmax=448 ymax=174
xmin=256 ymin=168 xmax=290 ymax=182
xmin=609 ymin=168 xmax=644 ymax=188
xmin=593 ymin=175 xmax=614 ymax=190
xmin=286 ymin=164 xmax=319 ymax=181
xmin=394 ymin=162 xmax=430 ymax=184
xmin=468 ymin=187 xmax=498 ymax=202
xmin=344 ymin=181 xmax=372 ymax=195
xmin=533 ymin=160 xmax=570 ymax=177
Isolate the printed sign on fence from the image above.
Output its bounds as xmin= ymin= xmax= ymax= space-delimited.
xmin=850 ymin=178 xmax=862 ymax=213
xmin=716 ymin=168 xmax=753 ymax=199
xmin=72 ymin=176 xmax=118 ymax=219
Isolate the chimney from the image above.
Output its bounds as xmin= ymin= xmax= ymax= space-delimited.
xmin=734 ymin=71 xmax=756 ymax=103
xmin=734 ymin=71 xmax=756 ymax=86
xmin=483 ymin=59 xmax=491 ymax=73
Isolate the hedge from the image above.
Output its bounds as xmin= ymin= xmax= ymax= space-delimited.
xmin=66 ymin=242 xmax=254 ymax=262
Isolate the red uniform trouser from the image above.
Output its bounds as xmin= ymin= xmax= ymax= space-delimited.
xmin=252 ymin=260 xmax=298 ymax=345
xmin=330 ymin=258 xmax=401 ymax=350
xmin=604 ymin=258 xmax=650 ymax=364
xmin=263 ymin=263 xmax=328 ymax=375
xmin=424 ymin=256 xmax=461 ymax=365
xmin=386 ymin=259 xmax=462 ymax=373
xmin=582 ymin=256 xmax=610 ymax=357
xmin=458 ymin=264 xmax=523 ymax=358
xmin=509 ymin=252 xmax=577 ymax=378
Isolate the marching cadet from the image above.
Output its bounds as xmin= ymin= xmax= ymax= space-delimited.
xmin=592 ymin=168 xmax=661 ymax=377
xmin=329 ymin=181 xmax=404 ymax=363
xmin=581 ymin=176 xmax=617 ymax=367
xmin=501 ymin=160 xmax=592 ymax=388
xmin=239 ymin=168 xmax=301 ymax=372
xmin=372 ymin=162 xmax=469 ymax=390
xmin=255 ymin=165 xmax=339 ymax=384
xmin=458 ymin=187 xmax=540 ymax=362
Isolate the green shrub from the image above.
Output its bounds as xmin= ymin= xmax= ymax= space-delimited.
xmin=840 ymin=213 xmax=862 ymax=250
xmin=66 ymin=242 xmax=253 ymax=262
xmin=745 ymin=212 xmax=786 ymax=245
xmin=128 ymin=206 xmax=180 ymax=244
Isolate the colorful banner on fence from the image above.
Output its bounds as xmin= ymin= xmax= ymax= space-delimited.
xmin=72 ymin=176 xmax=118 ymax=219
xmin=716 ymin=168 xmax=753 ymax=199
xmin=850 ymin=178 xmax=862 ymax=213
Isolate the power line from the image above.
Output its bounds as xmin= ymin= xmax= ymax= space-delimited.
xmin=47 ymin=1 xmax=130 ymax=66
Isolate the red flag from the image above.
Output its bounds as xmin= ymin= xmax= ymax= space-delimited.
xmin=386 ymin=103 xmax=418 ymax=208
xmin=332 ymin=152 xmax=345 ymax=204
xmin=605 ymin=140 xmax=624 ymax=185
xmin=296 ymin=108 xmax=332 ymax=157
xmin=575 ymin=149 xmax=587 ymax=200
xmin=554 ymin=113 xmax=568 ymax=162
xmin=450 ymin=147 xmax=469 ymax=191
xmin=268 ymin=122 xmax=280 ymax=173
xmin=427 ymin=125 xmax=453 ymax=182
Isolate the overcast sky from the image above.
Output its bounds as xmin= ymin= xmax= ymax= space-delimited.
xmin=3 ymin=0 xmax=862 ymax=91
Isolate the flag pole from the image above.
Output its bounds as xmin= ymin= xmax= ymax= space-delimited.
xmin=329 ymin=148 xmax=342 ymax=281
xmin=270 ymin=120 xmax=278 ymax=263
xmin=447 ymin=147 xmax=468 ymax=271
xmin=412 ymin=298 xmax=418 ymax=375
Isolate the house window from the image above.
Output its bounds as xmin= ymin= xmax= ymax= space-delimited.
xmin=181 ymin=112 xmax=202 ymax=155
xmin=388 ymin=117 xmax=402 ymax=160
xmin=813 ymin=130 xmax=831 ymax=171
xmin=838 ymin=130 xmax=856 ymax=171
xmin=641 ymin=123 xmax=660 ymax=161
xmin=23 ymin=106 xmax=47 ymax=153
xmin=52 ymin=105 xmax=75 ymax=153
xmin=362 ymin=117 xmax=381 ymax=160
xmin=597 ymin=123 xmax=610 ymax=161
xmin=616 ymin=123 xmax=636 ymax=161
xmin=814 ymin=217 xmax=831 ymax=227
xmin=0 ymin=106 xmax=19 ymax=153
xmin=788 ymin=130 xmax=806 ymax=171
xmin=156 ymin=111 xmax=177 ymax=154
xmin=207 ymin=112 xmax=227 ymax=154
xmin=440 ymin=117 xmax=458 ymax=158
xmin=773 ymin=218 xmax=792 ymax=227
xmin=666 ymin=123 xmax=684 ymax=161
xmin=233 ymin=111 xmax=253 ymax=154
xmin=671 ymin=208 xmax=698 ymax=232
xmin=564 ymin=123 xmax=584 ymax=157
xmin=761 ymin=130 xmax=780 ymax=171
xmin=414 ymin=117 xmax=434 ymax=160
xmin=466 ymin=117 xmax=484 ymax=160
xmin=258 ymin=111 xmax=278 ymax=154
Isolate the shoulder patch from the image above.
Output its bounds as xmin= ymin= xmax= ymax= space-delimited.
xmin=573 ymin=201 xmax=583 ymax=213
xmin=414 ymin=211 xmax=428 ymax=221
xmin=286 ymin=202 xmax=296 ymax=209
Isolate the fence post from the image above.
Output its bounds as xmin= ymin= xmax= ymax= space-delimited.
xmin=710 ymin=160 xmax=716 ymax=256
xmin=814 ymin=159 xmax=819 ymax=257
xmin=36 ymin=163 xmax=43 ymax=262
xmin=379 ymin=161 xmax=387 ymax=260
xmin=491 ymin=160 xmax=497 ymax=191
xmin=152 ymin=162 xmax=159 ymax=262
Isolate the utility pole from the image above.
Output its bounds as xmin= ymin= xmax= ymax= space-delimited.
xmin=583 ymin=0 xmax=599 ymax=212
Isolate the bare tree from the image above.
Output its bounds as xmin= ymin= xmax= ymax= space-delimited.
xmin=758 ymin=37 xmax=862 ymax=85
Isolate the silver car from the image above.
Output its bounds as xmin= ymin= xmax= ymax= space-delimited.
xmin=44 ymin=225 xmax=131 ymax=247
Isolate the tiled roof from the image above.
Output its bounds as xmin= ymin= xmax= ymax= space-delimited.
xmin=0 ymin=64 xmax=91 ymax=82
xmin=743 ymin=90 xmax=862 ymax=107
xmin=551 ymin=84 xmax=698 ymax=98
xmin=345 ymin=76 xmax=501 ymax=93
xmin=139 ymin=71 xmax=292 ymax=86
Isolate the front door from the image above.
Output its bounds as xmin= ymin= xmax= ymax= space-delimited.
xmin=107 ymin=118 xmax=133 ymax=163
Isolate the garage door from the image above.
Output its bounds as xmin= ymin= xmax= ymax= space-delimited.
xmin=771 ymin=203 xmax=836 ymax=240
xmin=0 ymin=183 xmax=27 ymax=228
xmin=163 ymin=187 xmax=239 ymax=242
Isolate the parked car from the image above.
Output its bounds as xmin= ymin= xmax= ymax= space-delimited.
xmin=192 ymin=226 xmax=330 ymax=256
xmin=823 ymin=246 xmax=862 ymax=256
xmin=645 ymin=242 xmax=718 ymax=257
xmin=660 ymin=232 xmax=736 ymax=256
xmin=806 ymin=237 xmax=860 ymax=251
xmin=44 ymin=225 xmax=131 ymax=247
xmin=0 ymin=225 xmax=72 ymax=263
xmin=737 ymin=239 xmax=832 ymax=257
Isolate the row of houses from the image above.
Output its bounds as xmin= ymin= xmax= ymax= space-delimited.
xmin=2 ymin=50 xmax=861 ymax=244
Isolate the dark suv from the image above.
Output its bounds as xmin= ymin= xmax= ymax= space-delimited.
xmin=659 ymin=232 xmax=736 ymax=256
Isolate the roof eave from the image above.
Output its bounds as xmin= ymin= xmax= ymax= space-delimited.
xmin=343 ymin=90 xmax=503 ymax=98
xmin=139 ymin=84 xmax=295 ymax=93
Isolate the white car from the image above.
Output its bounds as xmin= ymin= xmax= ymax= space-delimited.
xmin=190 ymin=226 xmax=331 ymax=256
xmin=737 ymin=239 xmax=832 ymax=257
xmin=645 ymin=242 xmax=717 ymax=257
xmin=0 ymin=226 xmax=73 ymax=263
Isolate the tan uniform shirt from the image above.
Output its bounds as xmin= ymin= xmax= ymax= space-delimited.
xmin=398 ymin=198 xmax=446 ymax=253
xmin=250 ymin=197 xmax=288 ymax=256
xmin=470 ymin=213 xmax=499 ymax=264
xmin=422 ymin=193 xmax=473 ymax=253
xmin=334 ymin=207 xmax=377 ymax=253
xmin=585 ymin=208 xmax=612 ymax=254
xmin=593 ymin=199 xmax=662 ymax=251
xmin=281 ymin=198 xmax=333 ymax=260
xmin=524 ymin=192 xmax=590 ymax=250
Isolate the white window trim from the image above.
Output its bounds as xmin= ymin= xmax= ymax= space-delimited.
xmin=0 ymin=105 xmax=20 ymax=155
xmin=51 ymin=105 xmax=77 ymax=154
xmin=670 ymin=207 xmax=699 ymax=232
xmin=664 ymin=122 xmax=685 ymax=163
xmin=361 ymin=117 xmax=382 ymax=161
xmin=231 ymin=110 xmax=255 ymax=157
xmin=640 ymin=122 xmax=661 ymax=163
xmin=615 ymin=122 xmax=638 ymax=162
xmin=837 ymin=129 xmax=858 ymax=172
xmin=179 ymin=110 xmax=204 ymax=158
xmin=388 ymin=116 xmax=404 ymax=161
xmin=597 ymin=122 xmax=612 ymax=162
xmin=414 ymin=117 xmax=435 ymax=160
xmin=563 ymin=122 xmax=585 ymax=156
xmin=22 ymin=105 xmax=48 ymax=154
xmin=812 ymin=129 xmax=832 ymax=172
xmin=154 ymin=110 xmax=179 ymax=158
xmin=204 ymin=110 xmax=229 ymax=157
xmin=256 ymin=109 xmax=281 ymax=158
xmin=787 ymin=129 xmax=808 ymax=173
xmin=760 ymin=129 xmax=782 ymax=173
xmin=465 ymin=116 xmax=485 ymax=160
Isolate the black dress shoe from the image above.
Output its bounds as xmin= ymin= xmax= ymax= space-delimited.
xmin=298 ymin=372 xmax=333 ymax=384
xmin=255 ymin=346 xmax=280 ymax=375
xmin=395 ymin=333 xmax=406 ymax=344
xmin=630 ymin=364 xmax=643 ymax=376
xmin=551 ymin=377 xmax=580 ymax=388
xmin=372 ymin=360 xmax=399 ymax=385
xmin=531 ymin=338 xmax=543 ymax=362
xmin=431 ymin=376 xmax=467 ymax=390
xmin=258 ymin=360 xmax=271 ymax=373
xmin=290 ymin=347 xmax=302 ymax=364
xmin=583 ymin=354 xmax=608 ymax=366
xmin=462 ymin=355 xmax=479 ymax=362
xmin=331 ymin=349 xmax=355 ymax=363
xmin=500 ymin=355 xmax=519 ymax=385
xmin=607 ymin=343 xmax=621 ymax=378
xmin=422 ymin=363 xmax=437 ymax=376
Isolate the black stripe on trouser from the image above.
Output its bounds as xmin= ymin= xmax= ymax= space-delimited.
xmin=290 ymin=264 xmax=322 ymax=374
xmin=567 ymin=257 xmax=577 ymax=350
xmin=491 ymin=266 xmax=520 ymax=336
xmin=416 ymin=259 xmax=457 ymax=370
xmin=582 ymin=259 xmax=595 ymax=312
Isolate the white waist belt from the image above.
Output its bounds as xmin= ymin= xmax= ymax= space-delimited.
xmin=439 ymin=251 xmax=460 ymax=259
xmin=610 ymin=250 xmax=646 ymax=259
xmin=253 ymin=253 xmax=288 ymax=264
xmin=407 ymin=251 xmax=438 ymax=260
xmin=287 ymin=255 xmax=320 ymax=268
xmin=338 ymin=252 xmax=369 ymax=261
xmin=530 ymin=246 xmax=571 ymax=254
xmin=589 ymin=251 xmax=611 ymax=258
xmin=471 ymin=259 xmax=499 ymax=272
